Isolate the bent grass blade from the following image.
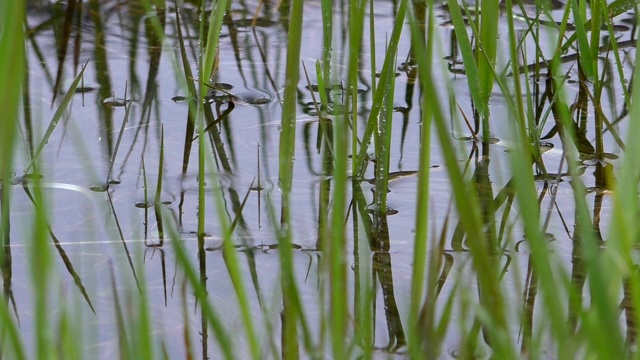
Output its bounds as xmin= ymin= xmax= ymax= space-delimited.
xmin=25 ymin=61 xmax=89 ymax=174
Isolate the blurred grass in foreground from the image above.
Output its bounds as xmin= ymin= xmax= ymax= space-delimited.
xmin=3 ymin=0 xmax=640 ymax=358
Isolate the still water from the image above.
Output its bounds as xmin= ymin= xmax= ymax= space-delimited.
xmin=13 ymin=0 xmax=636 ymax=357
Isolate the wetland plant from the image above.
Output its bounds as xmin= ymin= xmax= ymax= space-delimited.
xmin=2 ymin=0 xmax=640 ymax=358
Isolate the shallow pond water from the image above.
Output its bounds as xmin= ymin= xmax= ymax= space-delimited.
xmin=11 ymin=0 xmax=638 ymax=358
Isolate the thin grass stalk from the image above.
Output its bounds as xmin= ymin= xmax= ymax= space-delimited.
xmin=29 ymin=171 xmax=53 ymax=360
xmin=109 ymin=263 xmax=132 ymax=359
xmin=477 ymin=6 xmax=582 ymax=353
xmin=500 ymin=8 xmax=547 ymax=355
xmin=368 ymin=0 xmax=377 ymax=94
xmin=350 ymin=1 xmax=375 ymax=349
xmin=602 ymin=19 xmax=640 ymax=358
xmin=200 ymin=0 xmax=229 ymax=100
xmin=406 ymin=2 xmax=432 ymax=357
xmin=569 ymin=0 xmax=594 ymax=80
xmin=278 ymin=0 xmax=304 ymax=200
xmin=195 ymin=113 xmax=211 ymax=358
xmin=502 ymin=1 xmax=572 ymax=354
xmin=332 ymin=0 xmax=367 ymax=357
xmin=207 ymin=172 xmax=261 ymax=357
xmin=309 ymin=60 xmax=332 ymax=357
xmin=503 ymin=0 xmax=527 ymax=135
xmin=0 ymin=0 xmax=23 ymax=179
xmin=550 ymin=80 xmax=625 ymax=357
xmin=23 ymin=23 xmax=88 ymax=360
xmin=354 ymin=253 xmax=373 ymax=360
xmin=352 ymin=189 xmax=374 ymax=360
xmin=0 ymin=298 xmax=25 ymax=360
xmin=24 ymin=61 xmax=88 ymax=174
xmin=354 ymin=0 xmax=407 ymax=178
xmin=165 ymin=215 xmax=234 ymax=358
xmin=320 ymin=0 xmax=332 ymax=98
xmin=408 ymin=7 xmax=516 ymax=357
xmin=559 ymin=0 xmax=639 ymax=56
xmin=179 ymin=282 xmax=194 ymax=360
xmin=173 ymin=1 xmax=198 ymax=179
xmin=444 ymin=0 xmax=484 ymax=127
xmin=499 ymin=15 xmax=627 ymax=354
xmin=106 ymin=83 xmax=133 ymax=185
xmin=140 ymin=0 xmax=167 ymax=38
xmin=182 ymin=0 xmax=233 ymax=355
xmin=330 ymin=114 xmax=349 ymax=358
xmin=133 ymin=248 xmax=154 ymax=360
xmin=602 ymin=10 xmax=631 ymax=108
xmin=56 ymin=304 xmax=82 ymax=360
xmin=0 ymin=4 xmax=25 ymax=357
xmin=153 ymin=127 xmax=165 ymax=241
xmin=0 ymin=0 xmax=23 ymax=255
xmin=375 ymin=52 xmax=396 ymax=215
xmin=278 ymin=0 xmax=305 ymax=357
xmin=477 ymin=0 xmax=499 ymax=140
xmin=261 ymin=182 xmax=316 ymax=357
xmin=317 ymin=0 xmax=335 ymax=187
xmin=350 ymin=0 xmax=364 ymax=179
xmin=197 ymin=0 xmax=229 ymax=242
xmin=534 ymin=7 xmax=626 ymax=349
xmin=588 ymin=0 xmax=602 ymax=84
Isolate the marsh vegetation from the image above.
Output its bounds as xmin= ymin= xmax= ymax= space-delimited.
xmin=1 ymin=0 xmax=640 ymax=358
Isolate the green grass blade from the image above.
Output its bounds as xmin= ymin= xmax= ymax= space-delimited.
xmin=200 ymin=0 xmax=230 ymax=98
xmin=210 ymin=177 xmax=261 ymax=359
xmin=407 ymin=3 xmax=433 ymax=356
xmin=445 ymin=0 xmax=485 ymax=118
xmin=559 ymin=0 xmax=640 ymax=53
xmin=408 ymin=4 xmax=516 ymax=357
xmin=605 ymin=24 xmax=640 ymax=358
xmin=477 ymin=0 xmax=499 ymax=138
xmin=166 ymin=215 xmax=235 ymax=359
xmin=354 ymin=0 xmax=407 ymax=178
xmin=278 ymin=0 xmax=306 ymax=357
xmin=569 ymin=0 xmax=594 ymax=80
xmin=109 ymin=263 xmax=132 ymax=359
xmin=501 ymin=0 xmax=573 ymax=354
xmin=25 ymin=61 xmax=88 ymax=174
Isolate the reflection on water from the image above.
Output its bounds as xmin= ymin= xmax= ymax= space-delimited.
xmin=7 ymin=0 xmax=636 ymax=357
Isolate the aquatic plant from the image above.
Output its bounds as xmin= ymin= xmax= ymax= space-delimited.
xmin=2 ymin=0 xmax=640 ymax=358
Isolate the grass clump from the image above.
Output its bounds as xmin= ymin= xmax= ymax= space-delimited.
xmin=2 ymin=0 xmax=640 ymax=358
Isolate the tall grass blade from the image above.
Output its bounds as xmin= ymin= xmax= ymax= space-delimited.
xmin=173 ymin=2 xmax=197 ymax=176
xmin=134 ymin=251 xmax=154 ymax=360
xmin=277 ymin=0 xmax=306 ymax=357
xmin=154 ymin=126 xmax=165 ymax=241
xmin=354 ymin=0 xmax=407 ymax=178
xmin=166 ymin=215 xmax=234 ymax=359
xmin=25 ymin=61 xmax=88 ymax=174
xmin=107 ymin=186 xmax=141 ymax=290
xmin=0 ymin=1 xmax=25 ymax=357
xmin=445 ymin=0 xmax=485 ymax=121
xmin=407 ymin=2 xmax=432 ymax=357
xmin=408 ymin=5 xmax=515 ymax=357
xmin=20 ymin=184 xmax=96 ymax=314
xmin=106 ymin=83 xmax=134 ymax=185
xmin=500 ymin=0 xmax=573 ymax=354
xmin=206 ymin=170 xmax=260 ymax=358
xmin=477 ymin=0 xmax=499 ymax=138
xmin=374 ymin=48 xmax=397 ymax=215
xmin=50 ymin=0 xmax=78 ymax=104
xmin=199 ymin=0 xmax=230 ymax=98
xmin=109 ymin=262 xmax=132 ymax=359
xmin=569 ymin=0 xmax=595 ymax=79
xmin=560 ymin=0 xmax=640 ymax=54
xmin=605 ymin=20 xmax=640 ymax=358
